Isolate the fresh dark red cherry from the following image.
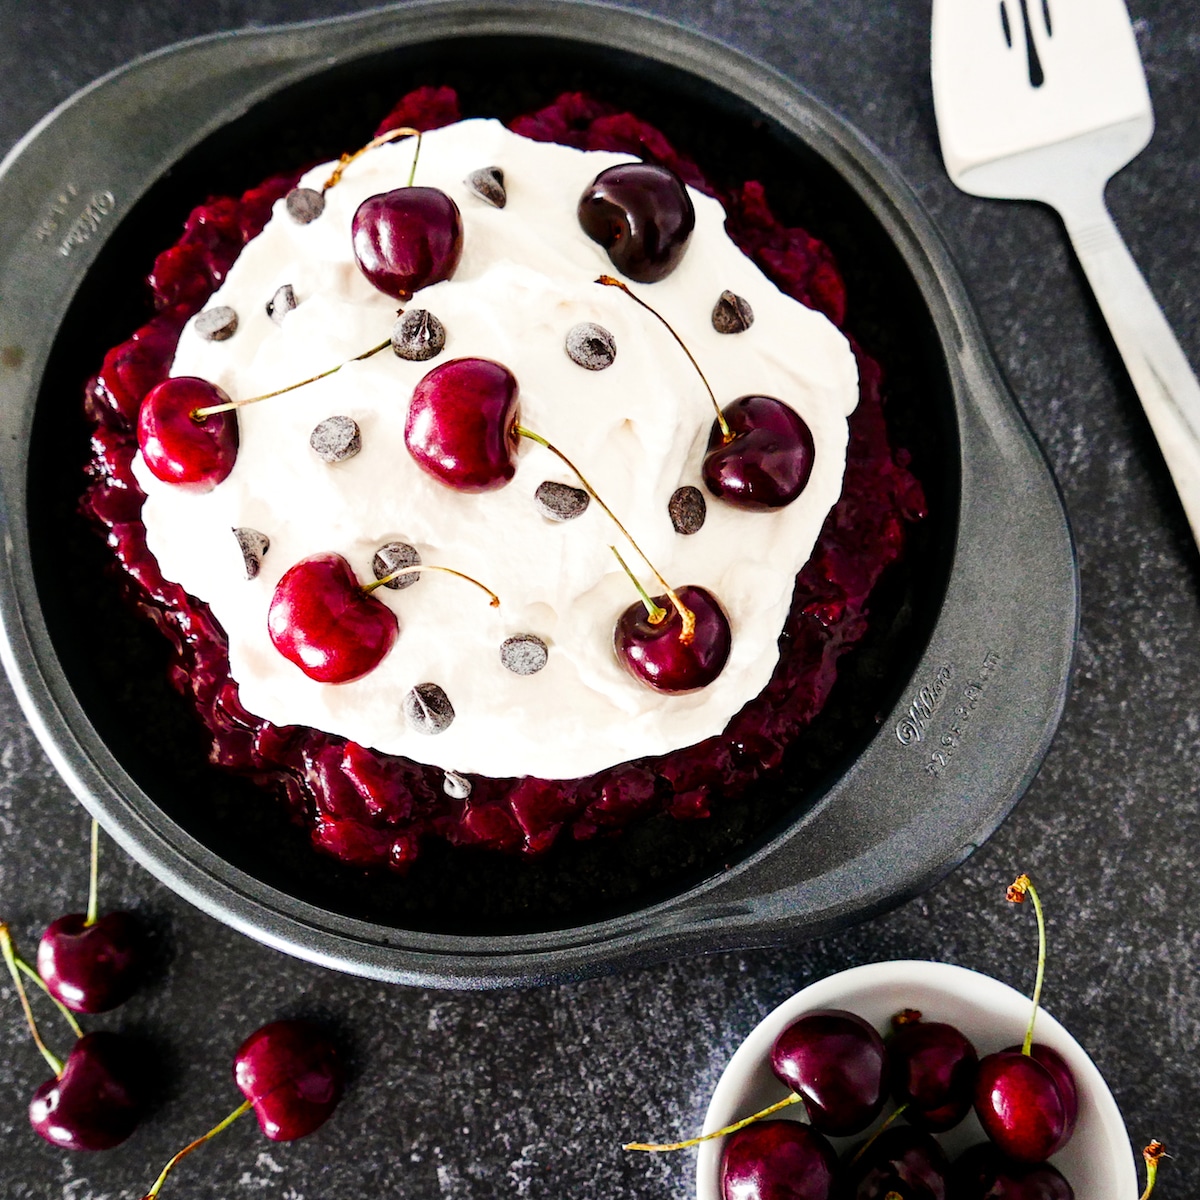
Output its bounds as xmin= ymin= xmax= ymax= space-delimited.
xmin=268 ymin=553 xmax=398 ymax=684
xmin=233 ymin=1019 xmax=343 ymax=1141
xmin=352 ymin=187 xmax=463 ymax=300
xmin=578 ymin=163 xmax=695 ymax=283
xmin=703 ymin=395 xmax=815 ymax=511
xmin=37 ymin=912 xmax=143 ymax=1014
xmin=769 ymin=1009 xmax=887 ymax=1136
xmin=614 ymin=585 xmax=731 ymax=694
xmin=29 ymin=1032 xmax=142 ymax=1151
xmin=951 ymin=1143 xmax=1074 ymax=1200
xmin=973 ymin=1044 xmax=1077 ymax=1163
xmin=888 ymin=1012 xmax=979 ymax=1132
xmin=137 ymin=376 xmax=238 ymax=490
xmin=405 ymin=356 xmax=520 ymax=492
xmin=841 ymin=1125 xmax=950 ymax=1200
xmin=719 ymin=1119 xmax=837 ymax=1200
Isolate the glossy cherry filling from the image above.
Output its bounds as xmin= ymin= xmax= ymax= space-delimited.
xmin=80 ymin=86 xmax=926 ymax=870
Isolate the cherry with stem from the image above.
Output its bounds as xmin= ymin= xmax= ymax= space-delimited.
xmin=268 ymin=552 xmax=499 ymax=683
xmin=139 ymin=339 xmax=393 ymax=490
xmin=139 ymin=1018 xmax=342 ymax=1199
xmin=38 ymin=818 xmax=144 ymax=1014
xmin=972 ymin=874 xmax=1078 ymax=1163
xmin=597 ymin=276 xmax=816 ymax=511
xmin=4 ymin=922 xmax=142 ymax=1151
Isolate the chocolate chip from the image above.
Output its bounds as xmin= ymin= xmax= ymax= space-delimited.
xmin=565 ymin=322 xmax=616 ymax=370
xmin=712 ymin=289 xmax=754 ymax=334
xmin=195 ymin=306 xmax=238 ymax=342
xmin=232 ymin=527 xmax=269 ymax=579
xmin=267 ymin=283 xmax=297 ymax=324
xmin=669 ymin=485 xmax=706 ymax=534
xmin=443 ymin=770 xmax=472 ymax=800
xmin=404 ymin=683 xmax=455 ymax=735
xmin=535 ymin=480 xmax=589 ymax=521
xmin=500 ymin=634 xmax=548 ymax=676
xmin=310 ymin=415 xmax=361 ymax=463
xmin=372 ymin=541 xmax=421 ymax=590
xmin=391 ymin=309 xmax=446 ymax=361
xmin=285 ymin=187 xmax=326 ymax=224
xmin=466 ymin=166 xmax=506 ymax=208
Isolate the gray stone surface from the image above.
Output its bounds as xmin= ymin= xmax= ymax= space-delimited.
xmin=0 ymin=0 xmax=1195 ymax=1195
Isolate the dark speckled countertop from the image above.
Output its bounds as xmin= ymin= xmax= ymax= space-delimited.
xmin=0 ymin=1 xmax=1196 ymax=1197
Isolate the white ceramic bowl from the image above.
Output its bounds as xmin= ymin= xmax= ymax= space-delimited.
xmin=696 ymin=960 xmax=1136 ymax=1198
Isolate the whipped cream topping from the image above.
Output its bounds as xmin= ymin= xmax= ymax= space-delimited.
xmin=134 ymin=119 xmax=859 ymax=779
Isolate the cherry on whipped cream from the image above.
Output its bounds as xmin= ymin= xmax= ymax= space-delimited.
xmin=268 ymin=553 xmax=399 ymax=684
xmin=137 ymin=376 xmax=238 ymax=490
xmin=578 ymin=163 xmax=695 ymax=282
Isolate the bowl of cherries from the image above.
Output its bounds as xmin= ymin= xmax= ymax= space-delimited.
xmin=627 ymin=877 xmax=1162 ymax=1199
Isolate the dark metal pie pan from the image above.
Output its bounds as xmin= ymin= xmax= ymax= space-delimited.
xmin=0 ymin=1 xmax=1077 ymax=988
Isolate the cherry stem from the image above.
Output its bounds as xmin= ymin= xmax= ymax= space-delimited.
xmin=15 ymin=958 xmax=84 ymax=1040
xmin=1140 ymin=1140 xmax=1166 ymax=1200
xmin=362 ymin=563 xmax=500 ymax=607
xmin=0 ymin=923 xmax=63 ymax=1077
xmin=596 ymin=275 xmax=732 ymax=442
xmin=321 ymin=126 xmax=422 ymax=191
xmin=192 ymin=340 xmax=392 ymax=419
xmin=609 ymin=546 xmax=667 ymax=625
xmin=848 ymin=1103 xmax=909 ymax=1166
xmin=623 ymin=1091 xmax=802 ymax=1152
xmin=514 ymin=424 xmax=696 ymax=642
xmin=85 ymin=817 xmax=99 ymax=927
xmin=1007 ymin=873 xmax=1046 ymax=1054
xmin=141 ymin=1098 xmax=253 ymax=1200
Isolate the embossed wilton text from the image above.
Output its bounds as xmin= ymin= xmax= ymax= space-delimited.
xmin=895 ymin=664 xmax=953 ymax=745
xmin=54 ymin=190 xmax=115 ymax=257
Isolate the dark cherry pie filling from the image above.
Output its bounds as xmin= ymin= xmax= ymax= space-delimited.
xmin=81 ymin=86 xmax=926 ymax=872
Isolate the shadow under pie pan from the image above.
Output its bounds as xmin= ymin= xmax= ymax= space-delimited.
xmin=0 ymin=2 xmax=1077 ymax=989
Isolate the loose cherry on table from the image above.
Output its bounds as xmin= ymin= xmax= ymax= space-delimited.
xmin=578 ymin=162 xmax=696 ymax=283
xmin=136 ymin=340 xmax=392 ymax=489
xmin=403 ymin=354 xmax=733 ymax=694
xmin=37 ymin=819 xmax=144 ymax=1014
xmin=719 ymin=1120 xmax=837 ymax=1200
xmin=973 ymin=876 xmax=1079 ymax=1163
xmin=1 ymin=921 xmax=143 ymax=1151
xmin=887 ymin=1008 xmax=978 ymax=1133
xmin=267 ymin=551 xmax=498 ymax=684
xmin=139 ymin=1018 xmax=342 ymax=1199
xmin=840 ymin=1124 xmax=950 ymax=1200
xmin=597 ymin=276 xmax=816 ymax=511
xmin=30 ymin=1031 xmax=143 ymax=1152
